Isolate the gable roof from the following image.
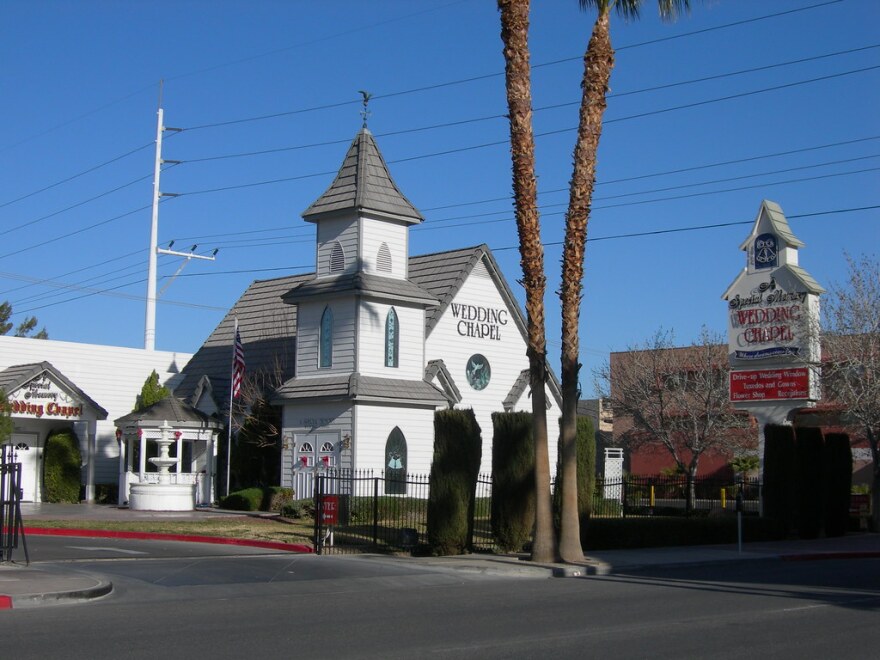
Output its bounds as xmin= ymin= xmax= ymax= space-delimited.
xmin=176 ymin=244 xmax=562 ymax=410
xmin=0 ymin=361 xmax=108 ymax=419
xmin=302 ymin=128 xmax=423 ymax=224
xmin=272 ymin=372 xmax=447 ymax=406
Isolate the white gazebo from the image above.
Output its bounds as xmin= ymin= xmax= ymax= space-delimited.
xmin=114 ymin=397 xmax=222 ymax=510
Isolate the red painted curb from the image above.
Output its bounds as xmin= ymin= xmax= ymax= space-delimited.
xmin=23 ymin=527 xmax=313 ymax=554
xmin=0 ymin=595 xmax=12 ymax=610
xmin=781 ymin=551 xmax=880 ymax=562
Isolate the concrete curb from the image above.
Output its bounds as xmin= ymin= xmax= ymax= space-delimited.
xmin=23 ymin=526 xmax=314 ymax=554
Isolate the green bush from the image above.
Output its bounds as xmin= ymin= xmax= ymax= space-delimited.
xmin=491 ymin=412 xmax=535 ymax=553
xmin=94 ymin=483 xmax=118 ymax=505
xmin=582 ymin=516 xmax=785 ymax=551
xmin=553 ymin=415 xmax=596 ymax=542
xmin=220 ymin=487 xmax=264 ymax=511
xmin=795 ymin=427 xmax=824 ymax=539
xmin=42 ymin=428 xmax=82 ymax=503
xmin=823 ymin=432 xmax=852 ymax=538
xmin=763 ymin=424 xmax=796 ymax=535
xmin=427 ymin=409 xmax=482 ymax=555
xmin=281 ymin=498 xmax=314 ymax=519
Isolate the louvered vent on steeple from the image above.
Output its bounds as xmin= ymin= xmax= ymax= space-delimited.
xmin=377 ymin=242 xmax=392 ymax=273
xmin=330 ymin=242 xmax=345 ymax=273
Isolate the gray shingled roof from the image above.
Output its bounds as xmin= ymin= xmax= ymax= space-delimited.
xmin=425 ymin=359 xmax=462 ymax=405
xmin=272 ymin=372 xmax=447 ymax=405
xmin=302 ymin=128 xmax=423 ymax=223
xmin=115 ymin=396 xmax=221 ymax=428
xmin=176 ymin=244 xmax=563 ymax=412
xmin=739 ymin=199 xmax=805 ymax=250
xmin=0 ymin=361 xmax=108 ymax=419
xmin=282 ymin=272 xmax=438 ymax=306
xmin=503 ymin=369 xmax=530 ymax=412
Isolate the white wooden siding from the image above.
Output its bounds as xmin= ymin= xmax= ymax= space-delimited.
xmin=296 ymin=299 xmax=357 ymax=375
xmin=0 ymin=336 xmax=192 ymax=486
xmin=354 ymin=403 xmax=436 ymax=475
xmin=316 ymin=218 xmax=359 ymax=278
xmin=361 ymin=216 xmax=408 ymax=278
xmin=425 ymin=257 xmax=558 ymax=474
xmin=356 ymin=301 xmax=425 ymax=379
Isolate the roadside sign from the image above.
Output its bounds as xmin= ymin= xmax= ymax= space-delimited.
xmin=320 ymin=495 xmax=339 ymax=525
xmin=729 ymin=367 xmax=810 ymax=402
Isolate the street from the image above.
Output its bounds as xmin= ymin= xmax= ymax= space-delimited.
xmin=2 ymin=536 xmax=878 ymax=659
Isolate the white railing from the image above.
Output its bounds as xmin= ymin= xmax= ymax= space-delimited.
xmin=128 ymin=471 xmax=199 ymax=486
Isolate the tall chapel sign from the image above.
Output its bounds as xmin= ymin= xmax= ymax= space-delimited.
xmin=722 ymin=200 xmax=824 ymax=412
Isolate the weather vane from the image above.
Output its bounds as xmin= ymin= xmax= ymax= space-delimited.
xmin=358 ymin=90 xmax=372 ymax=128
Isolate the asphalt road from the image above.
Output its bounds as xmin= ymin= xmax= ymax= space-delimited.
xmin=3 ymin=537 xmax=879 ymax=659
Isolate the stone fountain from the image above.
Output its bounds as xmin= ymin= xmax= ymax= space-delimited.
xmin=128 ymin=420 xmax=196 ymax=511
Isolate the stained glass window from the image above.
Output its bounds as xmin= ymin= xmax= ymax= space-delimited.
xmin=320 ymin=307 xmax=333 ymax=368
xmin=385 ymin=307 xmax=399 ymax=367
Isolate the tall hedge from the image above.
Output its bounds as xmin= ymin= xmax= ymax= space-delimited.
xmin=762 ymin=424 xmax=796 ymax=535
xmin=490 ymin=412 xmax=535 ymax=553
xmin=427 ymin=409 xmax=482 ymax=555
xmin=43 ymin=428 xmax=82 ymax=503
xmin=794 ymin=426 xmax=824 ymax=539
xmin=823 ymin=432 xmax=852 ymax=538
xmin=553 ymin=415 xmax=596 ymax=542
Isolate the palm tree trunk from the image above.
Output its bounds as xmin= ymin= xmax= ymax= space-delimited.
xmin=558 ymin=8 xmax=614 ymax=562
xmin=499 ymin=0 xmax=557 ymax=563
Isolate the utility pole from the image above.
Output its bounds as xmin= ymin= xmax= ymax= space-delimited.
xmin=144 ymin=83 xmax=209 ymax=350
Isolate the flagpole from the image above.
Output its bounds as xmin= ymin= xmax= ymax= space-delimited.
xmin=226 ymin=317 xmax=237 ymax=497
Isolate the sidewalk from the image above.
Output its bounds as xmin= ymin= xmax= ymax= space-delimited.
xmin=3 ymin=503 xmax=879 ymax=608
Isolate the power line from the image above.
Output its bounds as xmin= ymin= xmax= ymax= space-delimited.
xmin=180 ymin=0 xmax=844 ymax=133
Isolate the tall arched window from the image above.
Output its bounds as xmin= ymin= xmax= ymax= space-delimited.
xmin=319 ymin=306 xmax=333 ymax=368
xmin=385 ymin=427 xmax=407 ymax=495
xmin=377 ymin=242 xmax=392 ymax=273
xmin=385 ymin=307 xmax=399 ymax=368
xmin=329 ymin=241 xmax=345 ymax=273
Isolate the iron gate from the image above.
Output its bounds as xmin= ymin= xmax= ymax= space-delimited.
xmin=1 ymin=445 xmax=28 ymax=564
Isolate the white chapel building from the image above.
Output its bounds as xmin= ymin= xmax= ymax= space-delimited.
xmin=175 ymin=126 xmax=562 ymax=497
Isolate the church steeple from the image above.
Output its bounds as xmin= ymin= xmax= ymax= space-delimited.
xmin=302 ymin=128 xmax=423 ymax=224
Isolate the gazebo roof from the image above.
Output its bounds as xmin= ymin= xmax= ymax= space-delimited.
xmin=115 ymin=396 xmax=222 ymax=430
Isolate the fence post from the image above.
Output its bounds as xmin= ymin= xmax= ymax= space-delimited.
xmin=372 ymin=477 xmax=380 ymax=548
xmin=621 ymin=476 xmax=627 ymax=519
xmin=314 ymin=474 xmax=322 ymax=555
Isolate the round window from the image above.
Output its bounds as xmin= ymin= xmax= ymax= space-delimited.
xmin=465 ymin=354 xmax=491 ymax=391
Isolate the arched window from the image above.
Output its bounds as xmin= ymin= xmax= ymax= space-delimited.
xmin=385 ymin=307 xmax=399 ymax=368
xmin=377 ymin=242 xmax=392 ymax=273
xmin=329 ymin=241 xmax=345 ymax=273
xmin=319 ymin=307 xmax=333 ymax=368
xmin=385 ymin=427 xmax=407 ymax=495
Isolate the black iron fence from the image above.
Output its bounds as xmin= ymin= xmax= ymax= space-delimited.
xmin=593 ymin=475 xmax=761 ymax=518
xmin=313 ymin=470 xmax=761 ymax=555
xmin=1 ymin=445 xmax=28 ymax=564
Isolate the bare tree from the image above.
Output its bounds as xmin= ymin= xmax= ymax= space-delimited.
xmin=597 ymin=328 xmax=751 ymax=508
xmin=821 ymin=253 xmax=880 ymax=529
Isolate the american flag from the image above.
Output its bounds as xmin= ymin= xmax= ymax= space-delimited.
xmin=232 ymin=327 xmax=245 ymax=399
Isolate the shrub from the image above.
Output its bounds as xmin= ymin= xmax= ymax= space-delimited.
xmin=94 ymin=483 xmax=119 ymax=505
xmin=823 ymin=432 xmax=852 ymax=538
xmin=490 ymin=412 xmax=535 ymax=553
xmin=281 ymin=498 xmax=314 ymax=519
xmin=763 ymin=424 xmax=796 ymax=535
xmin=427 ymin=409 xmax=482 ymax=555
xmin=42 ymin=428 xmax=82 ymax=503
xmin=582 ymin=516 xmax=785 ymax=551
xmin=220 ymin=487 xmax=264 ymax=511
xmin=552 ymin=415 xmax=596 ymax=542
xmin=795 ymin=427 xmax=824 ymax=539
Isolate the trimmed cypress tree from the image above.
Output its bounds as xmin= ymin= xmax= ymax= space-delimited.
xmin=491 ymin=412 xmax=535 ymax=553
xmin=795 ymin=426 xmax=824 ymax=539
xmin=427 ymin=409 xmax=482 ymax=555
xmin=763 ymin=424 xmax=796 ymax=535
xmin=553 ymin=415 xmax=596 ymax=542
xmin=823 ymin=432 xmax=852 ymax=538
xmin=42 ymin=428 xmax=82 ymax=503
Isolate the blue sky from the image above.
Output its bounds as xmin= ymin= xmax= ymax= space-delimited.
xmin=1 ymin=0 xmax=877 ymax=395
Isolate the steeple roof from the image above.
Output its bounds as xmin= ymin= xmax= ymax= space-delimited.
xmin=302 ymin=128 xmax=423 ymax=223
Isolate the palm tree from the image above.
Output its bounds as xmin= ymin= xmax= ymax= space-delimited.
xmin=557 ymin=0 xmax=691 ymax=562
xmin=498 ymin=0 xmax=557 ymax=563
